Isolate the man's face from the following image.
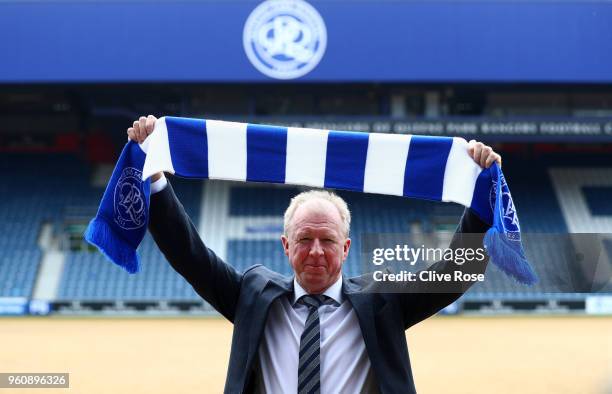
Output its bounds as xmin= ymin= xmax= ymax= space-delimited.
xmin=281 ymin=199 xmax=351 ymax=294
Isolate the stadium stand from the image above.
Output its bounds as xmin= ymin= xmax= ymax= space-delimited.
xmin=0 ymin=153 xmax=94 ymax=298
xmin=57 ymin=179 xmax=203 ymax=301
xmin=1 ymin=150 xmax=610 ymax=311
xmin=582 ymin=187 xmax=612 ymax=216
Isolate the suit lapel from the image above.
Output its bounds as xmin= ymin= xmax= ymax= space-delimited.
xmin=247 ymin=276 xmax=293 ymax=363
xmin=343 ymin=277 xmax=386 ymax=392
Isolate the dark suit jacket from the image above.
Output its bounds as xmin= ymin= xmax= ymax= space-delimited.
xmin=148 ymin=181 xmax=490 ymax=394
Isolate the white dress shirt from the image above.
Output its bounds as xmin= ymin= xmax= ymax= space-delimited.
xmin=151 ymin=176 xmax=376 ymax=393
xmin=150 ymin=173 xmax=168 ymax=194
xmin=257 ymin=276 xmax=376 ymax=394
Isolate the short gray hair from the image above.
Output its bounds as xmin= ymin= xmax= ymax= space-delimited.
xmin=284 ymin=190 xmax=351 ymax=238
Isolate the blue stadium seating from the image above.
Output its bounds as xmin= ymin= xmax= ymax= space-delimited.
xmin=230 ymin=186 xmax=301 ymax=216
xmin=1 ymin=151 xmax=610 ymax=304
xmin=0 ymin=153 xmax=205 ymax=300
xmin=227 ymin=239 xmax=290 ymax=275
xmin=582 ymin=187 xmax=612 ymax=216
xmin=0 ymin=153 xmax=95 ymax=298
xmin=58 ymin=179 xmax=203 ymax=300
xmin=0 ymin=250 xmax=41 ymax=297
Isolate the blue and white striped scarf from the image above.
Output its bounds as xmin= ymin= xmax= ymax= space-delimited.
xmin=85 ymin=116 xmax=537 ymax=284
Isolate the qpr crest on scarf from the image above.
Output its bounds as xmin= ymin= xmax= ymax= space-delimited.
xmin=114 ymin=167 xmax=146 ymax=230
xmin=243 ymin=0 xmax=327 ymax=80
xmin=490 ymin=173 xmax=521 ymax=241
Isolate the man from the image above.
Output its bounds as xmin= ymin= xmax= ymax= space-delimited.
xmin=128 ymin=115 xmax=501 ymax=393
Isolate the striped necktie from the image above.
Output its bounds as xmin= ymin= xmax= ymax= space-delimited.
xmin=297 ymin=294 xmax=337 ymax=394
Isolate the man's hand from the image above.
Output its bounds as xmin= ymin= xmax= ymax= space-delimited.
xmin=127 ymin=115 xmax=157 ymax=144
xmin=467 ymin=140 xmax=502 ymax=169
xmin=127 ymin=115 xmax=162 ymax=182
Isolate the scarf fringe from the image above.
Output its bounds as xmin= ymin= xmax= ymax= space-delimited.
xmin=484 ymin=228 xmax=538 ymax=285
xmin=84 ymin=217 xmax=140 ymax=274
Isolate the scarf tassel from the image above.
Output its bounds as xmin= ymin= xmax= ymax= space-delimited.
xmin=85 ymin=216 xmax=141 ymax=274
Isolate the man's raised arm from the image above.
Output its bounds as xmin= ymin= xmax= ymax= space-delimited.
xmin=129 ymin=116 xmax=242 ymax=322
xmin=399 ymin=140 xmax=500 ymax=328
